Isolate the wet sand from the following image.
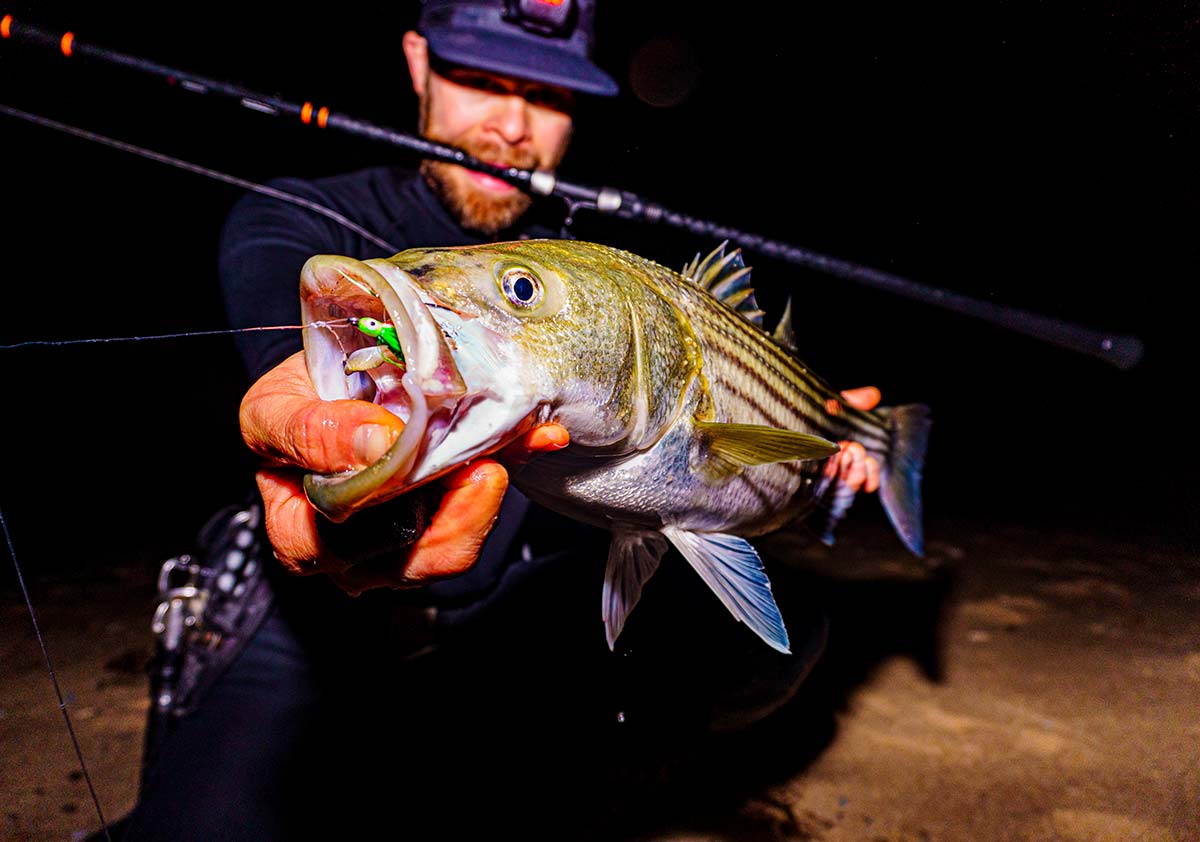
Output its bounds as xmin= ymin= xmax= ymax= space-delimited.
xmin=3 ymin=514 xmax=1197 ymax=842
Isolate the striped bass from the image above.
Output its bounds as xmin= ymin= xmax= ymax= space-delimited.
xmin=299 ymin=240 xmax=931 ymax=653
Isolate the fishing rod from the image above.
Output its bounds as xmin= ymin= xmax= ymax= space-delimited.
xmin=0 ymin=14 xmax=1143 ymax=370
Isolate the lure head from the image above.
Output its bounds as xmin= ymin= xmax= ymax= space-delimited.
xmin=350 ymin=316 xmax=387 ymax=340
xmin=350 ymin=317 xmax=403 ymax=360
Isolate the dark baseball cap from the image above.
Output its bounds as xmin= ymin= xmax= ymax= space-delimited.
xmin=418 ymin=0 xmax=618 ymax=97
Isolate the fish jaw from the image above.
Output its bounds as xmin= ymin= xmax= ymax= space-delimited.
xmin=299 ymin=254 xmax=545 ymax=521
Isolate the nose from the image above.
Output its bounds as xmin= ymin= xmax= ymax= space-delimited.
xmin=485 ymin=93 xmax=531 ymax=145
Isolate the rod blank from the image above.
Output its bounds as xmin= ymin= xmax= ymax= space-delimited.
xmin=0 ymin=15 xmax=1142 ymax=369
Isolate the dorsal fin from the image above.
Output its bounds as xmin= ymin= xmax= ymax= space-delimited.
xmin=681 ymin=241 xmax=765 ymax=327
xmin=772 ymin=297 xmax=798 ymax=351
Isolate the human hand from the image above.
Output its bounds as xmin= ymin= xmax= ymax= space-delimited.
xmin=826 ymin=386 xmax=882 ymax=494
xmin=328 ymin=422 xmax=569 ymax=596
xmin=240 ymin=351 xmax=569 ymax=592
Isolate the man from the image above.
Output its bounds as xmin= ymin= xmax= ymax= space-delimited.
xmin=123 ymin=2 xmax=880 ymax=838
xmin=242 ymin=13 xmax=878 ymax=602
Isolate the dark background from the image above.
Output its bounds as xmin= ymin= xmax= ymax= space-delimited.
xmin=1 ymin=2 xmax=1195 ymax=572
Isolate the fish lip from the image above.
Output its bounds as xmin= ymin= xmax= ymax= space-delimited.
xmin=363 ymin=259 xmax=468 ymax=405
xmin=299 ymin=255 xmax=467 ymax=406
xmin=299 ymin=256 xmax=468 ymax=520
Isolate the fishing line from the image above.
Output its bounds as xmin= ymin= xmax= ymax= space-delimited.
xmin=0 ymin=103 xmax=401 ymax=254
xmin=0 ymin=317 xmax=350 ymax=838
xmin=0 ymin=504 xmax=114 ymax=842
xmin=0 ymin=319 xmax=353 ymax=351
xmin=1 ymin=3 xmax=1148 ymax=375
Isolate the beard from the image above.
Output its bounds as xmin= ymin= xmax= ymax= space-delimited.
xmin=420 ymin=144 xmax=536 ymax=236
xmin=416 ymin=86 xmax=567 ymax=235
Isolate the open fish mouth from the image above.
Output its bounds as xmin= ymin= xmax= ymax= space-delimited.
xmin=299 ymin=255 xmax=536 ymax=522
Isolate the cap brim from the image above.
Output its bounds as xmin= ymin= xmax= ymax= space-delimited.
xmin=425 ymin=27 xmax=618 ymax=97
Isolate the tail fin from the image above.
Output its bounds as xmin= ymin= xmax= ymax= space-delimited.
xmin=878 ymin=403 xmax=932 ymax=556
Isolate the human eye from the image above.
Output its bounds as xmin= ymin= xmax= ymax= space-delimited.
xmin=448 ymin=69 xmax=512 ymax=96
xmin=524 ymin=85 xmax=574 ymax=114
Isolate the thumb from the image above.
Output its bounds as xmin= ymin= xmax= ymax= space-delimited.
xmin=240 ymin=351 xmax=405 ymax=473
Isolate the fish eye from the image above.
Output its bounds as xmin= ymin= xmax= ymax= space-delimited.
xmin=498 ymin=266 xmax=544 ymax=309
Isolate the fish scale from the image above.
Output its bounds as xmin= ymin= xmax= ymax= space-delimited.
xmin=300 ymin=240 xmax=930 ymax=653
xmin=677 ymin=280 xmax=890 ymax=450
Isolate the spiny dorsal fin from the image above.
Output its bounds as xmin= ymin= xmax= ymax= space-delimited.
xmin=772 ymin=297 xmax=798 ymax=351
xmin=681 ymin=241 xmax=765 ymax=327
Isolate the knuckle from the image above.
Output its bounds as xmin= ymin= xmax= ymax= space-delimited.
xmin=286 ymin=403 xmax=346 ymax=471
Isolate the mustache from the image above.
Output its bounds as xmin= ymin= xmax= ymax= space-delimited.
xmin=458 ymin=138 xmax=539 ymax=171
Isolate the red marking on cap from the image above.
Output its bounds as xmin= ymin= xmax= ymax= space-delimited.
xmin=301 ymin=102 xmax=313 ymax=124
xmin=317 ymin=106 xmax=329 ymax=128
xmin=1 ymin=15 xmax=13 ymax=38
xmin=825 ymin=398 xmax=842 ymax=416
xmin=535 ymin=0 xmax=565 ymax=5
xmin=60 ymin=31 xmax=74 ymax=56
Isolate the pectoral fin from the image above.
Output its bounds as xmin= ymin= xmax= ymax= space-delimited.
xmin=662 ymin=527 xmax=791 ymax=654
xmin=696 ymin=421 xmax=839 ymax=481
xmin=602 ymin=531 xmax=670 ymax=650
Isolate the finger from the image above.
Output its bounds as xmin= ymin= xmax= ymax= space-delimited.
xmin=499 ymin=422 xmax=570 ymax=466
xmin=825 ymin=439 xmax=860 ymax=479
xmin=256 ymin=468 xmax=342 ymax=576
xmin=823 ymin=442 xmax=847 ymax=479
xmin=524 ymin=423 xmax=570 ymax=453
xmin=408 ymin=460 xmax=509 ymax=580
xmin=864 ymin=455 xmax=881 ymax=494
xmin=332 ymin=460 xmax=510 ymax=593
xmin=838 ymin=442 xmax=869 ymax=492
xmin=840 ymin=386 xmax=882 ymax=412
xmin=240 ymin=351 xmax=404 ymax=473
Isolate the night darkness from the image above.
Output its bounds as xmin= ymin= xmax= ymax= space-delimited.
xmin=1 ymin=3 xmax=1198 ymax=839
xmin=2 ymin=3 xmax=1194 ymax=569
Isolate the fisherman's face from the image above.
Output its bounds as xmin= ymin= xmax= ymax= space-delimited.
xmin=402 ymin=32 xmax=575 ymax=234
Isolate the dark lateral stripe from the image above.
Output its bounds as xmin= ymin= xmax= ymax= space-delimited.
xmin=738 ymin=471 xmax=796 ymax=511
xmin=701 ymin=317 xmax=838 ymax=412
xmin=692 ymin=300 xmax=889 ymax=445
xmin=711 ymin=360 xmax=886 ymax=448
xmin=691 ymin=297 xmax=833 ymax=397
xmin=711 ymin=369 xmax=834 ymax=435
xmin=740 ymin=466 xmax=823 ymax=515
xmin=708 ymin=346 xmax=888 ymax=448
xmin=699 ymin=323 xmax=826 ymax=412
